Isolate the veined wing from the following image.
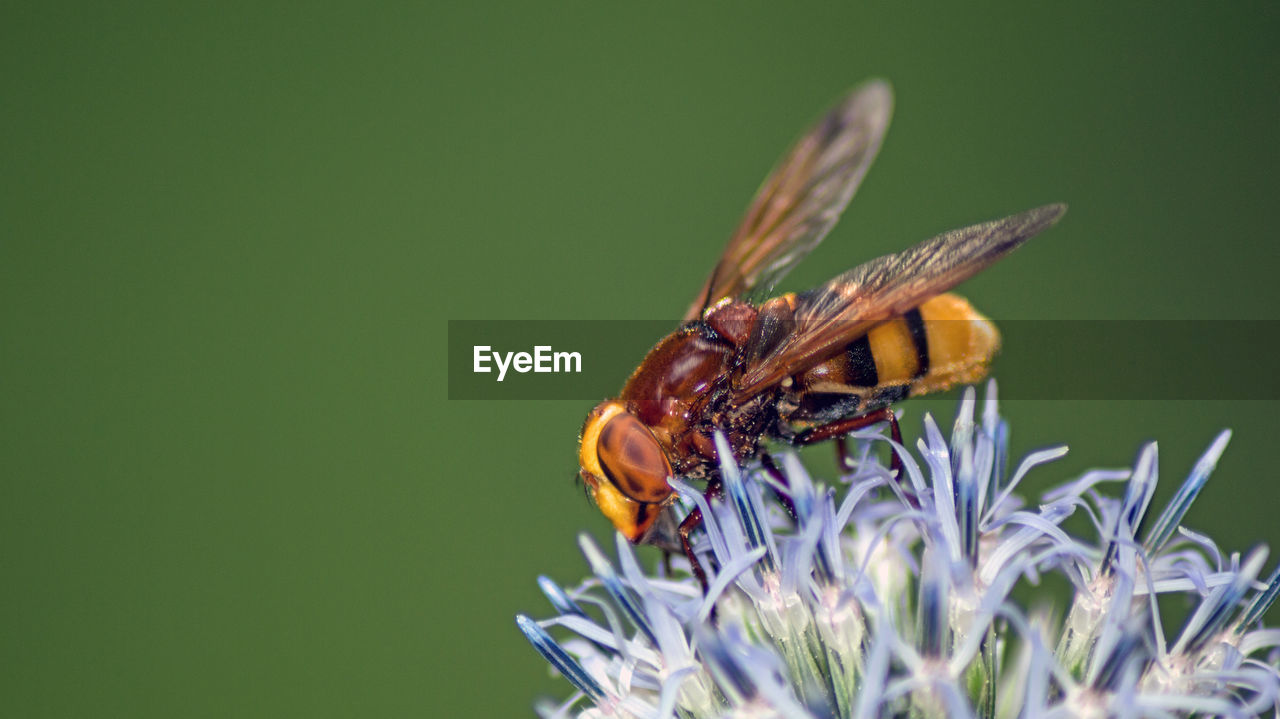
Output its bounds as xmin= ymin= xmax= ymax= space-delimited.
xmin=684 ymin=81 xmax=893 ymax=321
xmin=732 ymin=204 xmax=1067 ymax=398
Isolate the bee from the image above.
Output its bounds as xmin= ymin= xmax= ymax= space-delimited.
xmin=577 ymin=80 xmax=1065 ymax=587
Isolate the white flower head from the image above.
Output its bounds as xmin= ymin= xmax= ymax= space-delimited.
xmin=518 ymin=382 xmax=1280 ymax=718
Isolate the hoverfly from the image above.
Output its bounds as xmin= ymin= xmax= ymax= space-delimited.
xmin=578 ymin=80 xmax=1064 ymax=588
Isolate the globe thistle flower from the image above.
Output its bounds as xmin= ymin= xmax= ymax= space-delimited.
xmin=517 ymin=382 xmax=1280 ymax=718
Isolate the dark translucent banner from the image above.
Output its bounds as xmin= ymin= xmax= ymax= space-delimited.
xmin=447 ymin=320 xmax=1280 ymax=400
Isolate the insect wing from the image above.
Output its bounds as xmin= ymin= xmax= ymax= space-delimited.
xmin=732 ymin=204 xmax=1067 ymax=398
xmin=684 ymin=80 xmax=893 ymax=321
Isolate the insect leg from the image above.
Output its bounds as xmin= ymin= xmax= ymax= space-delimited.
xmin=795 ymin=407 xmax=907 ymax=486
xmin=678 ymin=508 xmax=708 ymax=592
xmin=835 ymin=436 xmax=853 ymax=471
xmin=759 ymin=452 xmax=798 ymax=522
xmin=679 ymin=475 xmax=723 ymax=594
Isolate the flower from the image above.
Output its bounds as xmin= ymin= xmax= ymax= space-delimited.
xmin=517 ymin=382 xmax=1280 ymax=718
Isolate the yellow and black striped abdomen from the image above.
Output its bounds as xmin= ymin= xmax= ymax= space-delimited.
xmin=790 ymin=293 xmax=999 ymax=422
xmin=909 ymin=293 xmax=1001 ymax=395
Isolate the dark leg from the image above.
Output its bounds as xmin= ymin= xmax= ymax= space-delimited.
xmin=759 ymin=452 xmax=798 ymax=522
xmin=835 ymin=436 xmax=853 ymax=472
xmin=796 ymin=406 xmax=902 ymax=446
xmin=678 ymin=506 xmax=709 ymax=592
xmin=679 ymin=475 xmax=723 ymax=594
xmin=795 ymin=408 xmax=910 ymax=500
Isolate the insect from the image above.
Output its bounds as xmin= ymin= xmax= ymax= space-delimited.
xmin=577 ymin=80 xmax=1065 ymax=588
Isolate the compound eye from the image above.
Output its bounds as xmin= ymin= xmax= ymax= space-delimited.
xmin=596 ymin=413 xmax=673 ymax=504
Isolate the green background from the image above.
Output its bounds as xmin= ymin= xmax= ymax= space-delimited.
xmin=4 ymin=3 xmax=1279 ymax=716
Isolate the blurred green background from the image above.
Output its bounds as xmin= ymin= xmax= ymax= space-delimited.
xmin=4 ymin=3 xmax=1279 ymax=716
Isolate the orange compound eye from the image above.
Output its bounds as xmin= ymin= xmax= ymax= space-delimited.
xmin=596 ymin=412 xmax=673 ymax=504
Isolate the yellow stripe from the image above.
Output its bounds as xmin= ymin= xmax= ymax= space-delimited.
xmin=910 ymin=293 xmax=1001 ymax=395
xmin=867 ymin=319 xmax=920 ymax=383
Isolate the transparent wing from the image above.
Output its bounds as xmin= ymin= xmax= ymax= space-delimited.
xmin=732 ymin=204 xmax=1067 ymax=398
xmin=683 ymin=80 xmax=893 ymax=321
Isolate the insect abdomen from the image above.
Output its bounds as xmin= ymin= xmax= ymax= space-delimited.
xmin=792 ymin=293 xmax=999 ymax=420
xmin=908 ymin=292 xmax=1000 ymax=395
